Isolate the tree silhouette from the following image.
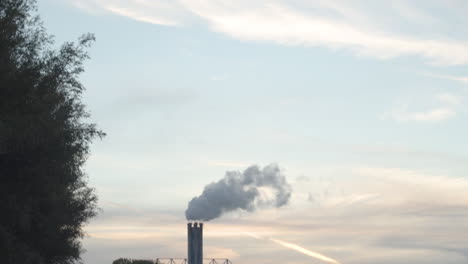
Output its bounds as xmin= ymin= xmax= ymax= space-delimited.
xmin=113 ymin=259 xmax=155 ymax=264
xmin=0 ymin=0 xmax=104 ymax=263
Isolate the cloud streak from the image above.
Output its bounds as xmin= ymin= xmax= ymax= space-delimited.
xmin=243 ymin=232 xmax=341 ymax=264
xmin=388 ymin=107 xmax=456 ymax=122
xmin=70 ymin=0 xmax=468 ymax=65
xmin=418 ymin=71 xmax=468 ymax=84
xmin=182 ymin=1 xmax=468 ymax=65
xmin=104 ymin=5 xmax=179 ymax=26
xmin=270 ymin=238 xmax=342 ymax=264
xmin=83 ymin=163 xmax=468 ymax=264
xmin=383 ymin=91 xmax=463 ymax=123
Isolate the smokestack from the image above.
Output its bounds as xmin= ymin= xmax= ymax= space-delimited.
xmin=187 ymin=222 xmax=203 ymax=264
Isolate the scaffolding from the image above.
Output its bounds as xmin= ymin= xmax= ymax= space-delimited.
xmin=152 ymin=258 xmax=232 ymax=264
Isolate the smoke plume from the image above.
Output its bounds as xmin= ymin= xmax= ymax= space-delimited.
xmin=185 ymin=163 xmax=292 ymax=221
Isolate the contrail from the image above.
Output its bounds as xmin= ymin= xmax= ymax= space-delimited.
xmin=243 ymin=232 xmax=341 ymax=264
xmin=270 ymin=238 xmax=341 ymax=264
xmin=243 ymin=231 xmax=263 ymax=240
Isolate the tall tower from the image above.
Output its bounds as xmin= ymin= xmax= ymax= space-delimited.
xmin=187 ymin=222 xmax=203 ymax=264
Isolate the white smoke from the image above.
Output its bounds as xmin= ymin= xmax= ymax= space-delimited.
xmin=185 ymin=164 xmax=292 ymax=221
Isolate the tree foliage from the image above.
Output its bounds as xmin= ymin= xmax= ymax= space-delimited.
xmin=113 ymin=259 xmax=155 ymax=264
xmin=112 ymin=259 xmax=133 ymax=264
xmin=0 ymin=0 xmax=104 ymax=263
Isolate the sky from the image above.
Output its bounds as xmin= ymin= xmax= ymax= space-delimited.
xmin=36 ymin=0 xmax=468 ymax=264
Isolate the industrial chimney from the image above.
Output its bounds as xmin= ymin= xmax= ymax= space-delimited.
xmin=187 ymin=222 xmax=203 ymax=264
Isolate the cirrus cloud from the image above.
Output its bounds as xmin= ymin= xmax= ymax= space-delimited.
xmin=70 ymin=0 xmax=468 ymax=65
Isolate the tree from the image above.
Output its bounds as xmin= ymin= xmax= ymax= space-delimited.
xmin=0 ymin=0 xmax=104 ymax=263
xmin=112 ymin=259 xmax=133 ymax=264
xmin=132 ymin=260 xmax=155 ymax=264
xmin=112 ymin=259 xmax=155 ymax=264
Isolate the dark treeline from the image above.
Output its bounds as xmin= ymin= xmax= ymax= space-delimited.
xmin=0 ymin=0 xmax=104 ymax=263
xmin=113 ymin=258 xmax=157 ymax=264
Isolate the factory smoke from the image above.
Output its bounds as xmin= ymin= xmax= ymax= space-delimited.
xmin=185 ymin=163 xmax=292 ymax=221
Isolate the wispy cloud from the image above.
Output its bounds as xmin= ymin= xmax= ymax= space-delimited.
xmin=70 ymin=0 xmax=468 ymax=65
xmin=243 ymin=232 xmax=341 ymax=264
xmin=209 ymin=73 xmax=229 ymax=81
xmin=279 ymin=98 xmax=297 ymax=106
xmin=383 ymin=91 xmax=463 ymax=123
xmin=390 ymin=1 xmax=439 ymax=24
xmin=72 ymin=0 xmax=190 ymax=26
xmin=325 ymin=193 xmax=379 ymax=208
xmin=204 ymin=159 xmax=249 ymax=168
xmin=270 ymin=238 xmax=341 ymax=264
xmin=436 ymin=93 xmax=462 ymax=105
xmin=386 ymin=106 xmax=456 ymax=122
xmin=104 ymin=5 xmax=180 ymax=26
xmin=357 ymin=166 xmax=468 ymax=187
xmin=418 ymin=71 xmax=468 ymax=84
xmin=83 ymin=164 xmax=468 ymax=264
xmin=183 ymin=1 xmax=468 ymax=65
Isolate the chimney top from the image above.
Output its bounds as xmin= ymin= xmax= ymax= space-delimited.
xmin=188 ymin=222 xmax=203 ymax=228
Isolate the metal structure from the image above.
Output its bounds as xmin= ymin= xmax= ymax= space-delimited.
xmin=155 ymin=258 xmax=187 ymax=264
xmin=206 ymin=259 xmax=232 ymax=264
xmin=153 ymin=259 xmax=231 ymax=264
xmin=144 ymin=223 xmax=231 ymax=264
xmin=187 ymin=222 xmax=203 ymax=264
